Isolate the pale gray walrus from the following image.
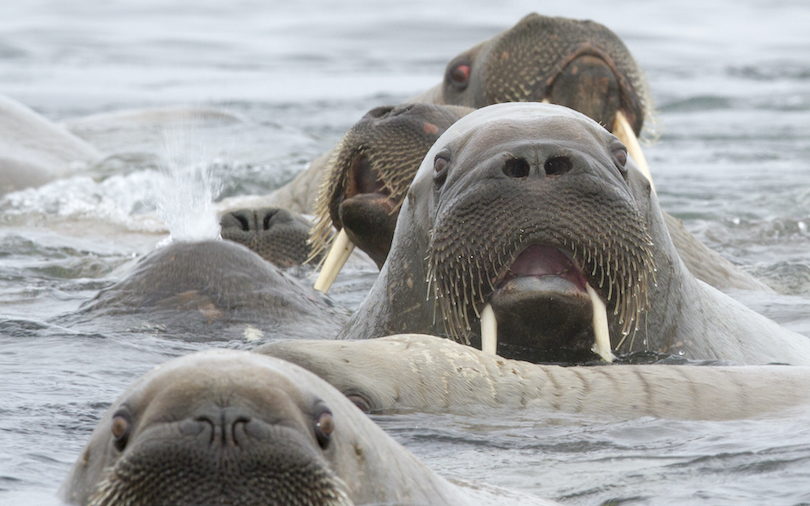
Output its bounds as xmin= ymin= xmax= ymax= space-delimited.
xmin=62 ymin=239 xmax=347 ymax=341
xmin=60 ymin=349 xmax=560 ymax=506
xmin=336 ymin=103 xmax=810 ymax=365
xmin=307 ymin=102 xmax=768 ymax=293
xmin=258 ymin=334 xmax=810 ymax=418
xmin=0 ymin=93 xmax=101 ymax=194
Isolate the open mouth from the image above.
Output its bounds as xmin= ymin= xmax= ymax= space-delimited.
xmin=480 ymin=244 xmax=615 ymax=363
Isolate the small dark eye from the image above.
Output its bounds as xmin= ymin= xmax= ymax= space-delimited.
xmin=346 ymin=394 xmax=371 ymax=413
xmin=314 ymin=411 xmax=334 ymax=449
xmin=434 ymin=154 xmax=450 ymax=187
xmin=615 ymin=148 xmax=627 ymax=168
xmin=447 ymin=62 xmax=471 ymax=90
xmin=111 ymin=412 xmax=131 ymax=452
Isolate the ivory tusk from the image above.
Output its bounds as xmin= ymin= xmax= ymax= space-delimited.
xmin=313 ymin=229 xmax=355 ymax=294
xmin=613 ymin=111 xmax=655 ymax=193
xmin=586 ymin=283 xmax=615 ymax=363
xmin=480 ymin=303 xmax=498 ymax=355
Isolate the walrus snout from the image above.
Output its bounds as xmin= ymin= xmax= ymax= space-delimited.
xmin=183 ymin=406 xmax=260 ymax=447
xmin=221 ymin=207 xmax=315 ymax=266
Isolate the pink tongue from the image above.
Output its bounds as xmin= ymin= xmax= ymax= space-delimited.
xmin=508 ymin=245 xmax=587 ymax=290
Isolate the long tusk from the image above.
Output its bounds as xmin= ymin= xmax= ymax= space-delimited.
xmin=480 ymin=303 xmax=498 ymax=355
xmin=586 ymin=282 xmax=615 ymax=363
xmin=313 ymin=229 xmax=355 ymax=294
xmin=613 ymin=111 xmax=655 ymax=193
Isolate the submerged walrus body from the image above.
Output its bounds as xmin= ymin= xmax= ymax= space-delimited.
xmin=60 ymin=350 xmax=559 ymax=506
xmin=259 ymin=334 xmax=810 ymax=418
xmin=65 ymin=239 xmax=347 ymax=341
xmin=337 ymin=103 xmax=810 ymax=365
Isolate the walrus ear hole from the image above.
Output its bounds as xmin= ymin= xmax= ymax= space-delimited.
xmin=111 ymin=411 xmax=132 ymax=452
xmin=314 ymin=410 xmax=335 ymax=450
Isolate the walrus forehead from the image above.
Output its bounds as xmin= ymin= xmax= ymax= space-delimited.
xmin=122 ymin=350 xmax=324 ymax=426
xmin=412 ymin=102 xmax=608 ymax=184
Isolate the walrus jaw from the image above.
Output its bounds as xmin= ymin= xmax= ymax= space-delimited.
xmin=478 ymin=245 xmax=615 ymax=362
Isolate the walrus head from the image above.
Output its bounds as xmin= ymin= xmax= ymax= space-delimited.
xmin=312 ymin=13 xmax=656 ymax=293
xmin=441 ymin=13 xmax=653 ymax=138
xmin=309 ymin=103 xmax=472 ymax=273
xmin=339 ymin=103 xmax=662 ymax=364
xmin=62 ymin=350 xmax=472 ymax=506
xmin=221 ymin=207 xmax=321 ymax=267
xmin=61 ymin=351 xmax=354 ymax=506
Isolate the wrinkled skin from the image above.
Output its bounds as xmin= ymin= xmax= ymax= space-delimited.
xmin=338 ymin=103 xmax=810 ymax=365
xmin=259 ymin=334 xmax=810 ymax=418
xmin=65 ymin=240 xmax=347 ymax=340
xmin=60 ymin=350 xmax=499 ymax=506
xmin=221 ymin=207 xmax=324 ymax=267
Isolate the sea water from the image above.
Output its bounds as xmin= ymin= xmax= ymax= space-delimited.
xmin=1 ymin=0 xmax=810 ymax=504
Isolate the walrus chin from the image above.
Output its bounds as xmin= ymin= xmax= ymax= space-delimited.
xmin=477 ymin=244 xmax=615 ymax=362
xmin=431 ymin=240 xmax=616 ymax=363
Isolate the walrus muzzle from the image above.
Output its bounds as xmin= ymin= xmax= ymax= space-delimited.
xmin=426 ymin=132 xmax=656 ymax=362
xmin=86 ymin=407 xmax=353 ymax=506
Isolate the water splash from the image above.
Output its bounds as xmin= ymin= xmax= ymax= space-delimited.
xmin=153 ymin=126 xmax=229 ymax=243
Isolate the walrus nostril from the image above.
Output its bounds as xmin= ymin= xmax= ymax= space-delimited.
xmin=231 ymin=213 xmax=250 ymax=232
xmin=503 ymin=157 xmax=531 ymax=178
xmin=261 ymin=210 xmax=279 ymax=231
xmin=544 ymin=156 xmax=572 ymax=177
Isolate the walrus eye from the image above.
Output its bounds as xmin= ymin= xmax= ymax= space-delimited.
xmin=111 ymin=411 xmax=132 ymax=452
xmin=446 ymin=61 xmax=471 ymax=91
xmin=614 ymin=148 xmax=627 ymax=168
xmin=346 ymin=394 xmax=371 ymax=413
xmin=433 ymin=152 xmax=451 ymax=187
xmin=314 ymin=410 xmax=334 ymax=449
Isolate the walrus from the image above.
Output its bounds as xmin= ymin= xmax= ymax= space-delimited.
xmin=253 ymin=13 xmax=655 ymax=219
xmin=0 ymin=93 xmax=101 ymax=194
xmin=258 ymin=334 xmax=810 ymax=418
xmin=336 ymin=103 xmax=810 ymax=366
xmin=308 ymin=103 xmax=770 ymax=293
xmin=60 ymin=349 xmax=560 ymax=506
xmin=221 ymin=206 xmax=326 ymax=267
xmin=63 ymin=239 xmax=348 ymax=341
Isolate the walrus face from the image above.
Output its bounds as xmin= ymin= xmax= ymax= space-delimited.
xmin=310 ymin=104 xmax=472 ymax=270
xmin=419 ymin=103 xmax=656 ymax=362
xmin=442 ymin=13 xmax=652 ymax=137
xmin=221 ymin=207 xmax=319 ymax=267
xmin=71 ymin=352 xmax=354 ymax=506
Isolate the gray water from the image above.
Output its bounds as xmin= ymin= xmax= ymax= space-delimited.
xmin=1 ymin=0 xmax=810 ymax=504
